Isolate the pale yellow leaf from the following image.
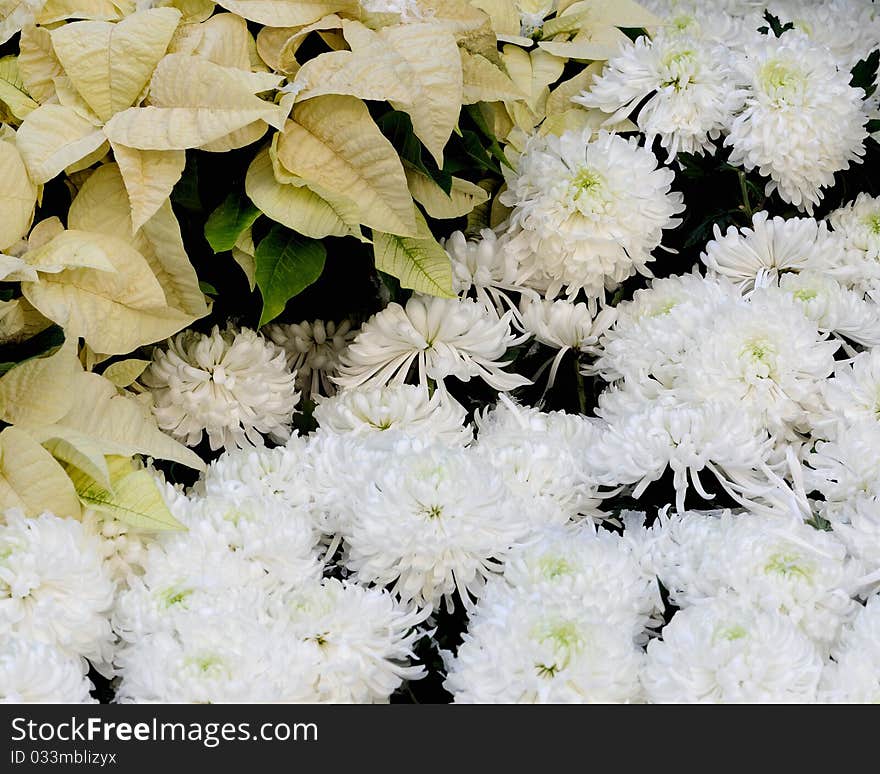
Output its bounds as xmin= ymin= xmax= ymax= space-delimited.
xmin=70 ymin=461 xmax=184 ymax=531
xmin=0 ymin=137 xmax=37 ymax=251
xmin=0 ymin=56 xmax=38 ymax=120
xmin=212 ymin=0 xmax=356 ymax=26
xmin=198 ymin=120 xmax=268 ymax=152
xmin=405 ymin=165 xmax=489 ymax=220
xmin=15 ymin=103 xmax=104 ymax=184
xmin=557 ymin=0 xmax=661 ymax=29
xmin=25 ymin=215 xmax=63 ymax=250
xmin=20 ymin=231 xmax=196 ymax=354
xmin=0 ymin=255 xmax=38 ymax=283
xmin=18 ymin=24 xmax=62 ymax=104
xmin=111 ymin=143 xmax=186 ymax=231
xmin=296 ymin=20 xmax=462 ymax=167
xmin=275 ymin=95 xmax=417 ymax=236
xmin=255 ymin=25 xmax=299 ymax=72
xmin=232 ymin=227 xmax=255 ymax=291
xmin=460 ymin=49 xmax=525 ymax=104
xmin=373 ymin=207 xmax=455 ymax=297
xmin=24 ymin=228 xmax=117 ymax=273
xmin=36 ymin=0 xmax=128 ymax=24
xmin=70 ymin=463 xmax=184 ymax=531
xmin=545 ymin=61 xmax=603 ymax=116
xmin=189 ymin=11 xmax=252 ymax=70
xmin=0 ymin=298 xmax=49 ymax=345
xmin=0 ymin=426 xmax=81 ymax=517
xmin=68 ymin=163 xmax=208 ymax=319
xmin=160 ymin=0 xmax=214 ymax=22
xmin=538 ymin=26 xmax=630 ymax=60
xmin=469 ymin=0 xmax=520 ymax=35
xmin=0 ymin=334 xmax=80 ymax=425
xmin=0 ymin=0 xmax=38 ymax=46
xmin=245 ymin=145 xmax=361 ymax=239
xmin=24 ymin=370 xmax=205 ymax=471
xmin=101 ymin=358 xmax=151 ymax=388
xmin=50 ymin=9 xmax=182 ymax=123
xmin=277 ymin=14 xmax=344 ymax=73
xmin=103 ymin=54 xmax=285 ymax=149
xmin=42 ymin=435 xmax=111 ymax=490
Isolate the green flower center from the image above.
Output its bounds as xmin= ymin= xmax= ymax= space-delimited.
xmin=793 ymin=288 xmax=818 ymax=302
xmin=718 ymin=625 xmax=748 ymax=642
xmin=537 ymin=556 xmax=574 ymax=580
xmin=765 ymin=552 xmax=812 ymax=580
xmin=867 ymin=213 xmax=880 ymax=235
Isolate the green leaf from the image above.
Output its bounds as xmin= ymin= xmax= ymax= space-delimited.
xmin=198 ymin=280 xmax=218 ymax=296
xmin=465 ymin=105 xmax=512 ymax=170
xmin=758 ymin=11 xmax=794 ymax=37
xmin=67 ymin=457 xmax=185 ymax=532
xmin=867 ymin=118 xmax=880 ymax=134
xmin=204 ymin=189 xmax=261 ymax=252
xmin=170 ymin=152 xmax=202 ymax=212
xmin=254 ymin=225 xmax=327 ymax=326
xmin=373 ymin=208 xmax=454 ymax=298
xmin=376 ymin=110 xmax=452 ymax=195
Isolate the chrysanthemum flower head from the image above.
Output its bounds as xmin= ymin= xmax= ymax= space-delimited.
xmin=0 ymin=510 xmax=115 ymax=667
xmin=339 ymin=438 xmax=533 ymax=610
xmin=264 ymin=319 xmax=355 ymax=399
xmin=828 ymin=194 xmax=880 ymax=294
xmin=313 ymin=384 xmax=471 ymax=445
xmin=445 ymin=591 xmax=644 ymax=703
xmin=334 ymin=295 xmax=530 ymax=394
xmin=642 ymin=595 xmax=824 ymax=703
xmin=701 ymin=211 xmax=847 ymax=292
xmin=821 ymin=594 xmax=880 ymax=703
xmin=1 ymin=635 xmax=95 ymax=704
xmin=575 ymin=33 xmax=740 ymax=159
xmin=500 ymin=129 xmax=684 ymax=305
xmin=142 ymin=324 xmax=300 ymax=451
xmin=474 ymin=398 xmax=605 ymax=525
xmin=724 ymin=32 xmax=868 ymax=213
xmin=271 ymin=578 xmax=428 ymax=703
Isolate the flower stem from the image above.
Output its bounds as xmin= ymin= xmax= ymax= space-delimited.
xmin=575 ymin=356 xmax=587 ymax=415
xmin=738 ymin=170 xmax=754 ymax=218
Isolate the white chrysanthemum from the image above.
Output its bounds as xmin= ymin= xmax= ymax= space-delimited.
xmin=770 ymin=271 xmax=880 ymax=346
xmin=474 ymin=398 xmax=604 ymax=525
xmin=520 ymin=297 xmax=615 ymax=389
xmin=445 ymin=229 xmax=527 ymax=321
xmin=264 ymin=320 xmax=355 ymax=399
xmin=142 ymin=325 xmax=300 ymax=451
xmin=500 ymin=129 xmax=684 ymax=304
xmin=171 ymin=483 xmax=323 ymax=586
xmin=340 ymin=438 xmax=533 ymax=610
xmin=591 ymin=393 xmax=778 ymax=512
xmin=114 ymin=602 xmax=320 ymax=703
xmin=678 ymin=290 xmax=839 ymax=439
xmin=0 ymin=510 xmax=115 ymax=666
xmin=805 ymin=423 xmax=880 ymax=503
xmin=500 ymin=526 xmax=662 ymax=641
xmin=821 ymin=497 xmax=880 ymax=575
xmin=821 ymin=595 xmax=880 ymax=703
xmin=574 ymin=33 xmax=739 ymax=159
xmin=828 ymin=194 xmax=880 ymax=294
xmin=644 ymin=0 xmax=765 ymax=50
xmin=334 ymin=295 xmax=530 ymax=394
xmin=313 ymin=384 xmax=471 ymax=445
xmin=646 ymin=509 xmax=860 ymax=649
xmin=1 ymin=635 xmax=95 ymax=704
xmin=594 ymin=271 xmax=738 ymax=384
xmin=724 ymin=32 xmax=868 ymax=213
xmin=194 ymin=435 xmax=314 ymax=511
xmin=271 ymin=579 xmax=427 ymax=703
xmin=445 ymin=592 xmax=644 ymax=703
xmin=82 ymin=510 xmax=150 ymax=584
xmin=642 ymin=596 xmax=823 ymax=703
xmin=768 ymin=0 xmax=880 ymax=70
xmin=701 ymin=211 xmax=848 ymax=292
xmin=819 ymin=349 xmax=880 ymax=438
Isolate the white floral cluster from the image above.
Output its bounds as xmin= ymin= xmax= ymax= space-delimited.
xmin=0 ymin=511 xmax=114 ymax=703
xmin=587 ymin=0 xmax=874 ymax=212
